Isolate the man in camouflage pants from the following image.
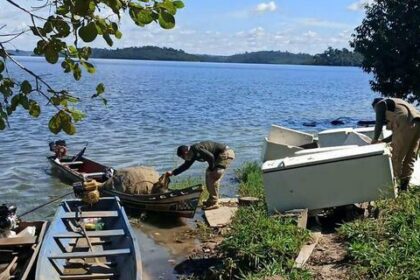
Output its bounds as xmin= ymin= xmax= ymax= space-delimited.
xmin=167 ymin=141 xmax=235 ymax=209
xmin=371 ymin=97 xmax=420 ymax=191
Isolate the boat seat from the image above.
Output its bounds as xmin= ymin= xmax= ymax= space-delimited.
xmin=63 ymin=161 xmax=84 ymax=166
xmin=82 ymin=172 xmax=105 ymax=178
xmin=54 ymin=229 xmax=125 ymax=239
xmin=0 ymin=236 xmax=37 ymax=246
xmin=59 ymin=273 xmax=116 ymax=279
xmin=49 ymin=248 xmax=130 ymax=259
xmin=61 ymin=211 xmax=118 ymax=219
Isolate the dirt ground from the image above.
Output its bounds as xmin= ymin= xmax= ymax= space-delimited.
xmin=305 ymin=232 xmax=351 ymax=279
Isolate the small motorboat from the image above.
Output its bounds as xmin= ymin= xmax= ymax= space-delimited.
xmin=0 ymin=204 xmax=48 ymax=280
xmin=35 ymin=197 xmax=142 ymax=280
xmin=47 ymin=142 xmax=203 ymax=218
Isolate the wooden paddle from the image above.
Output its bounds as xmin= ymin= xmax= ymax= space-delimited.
xmin=0 ymin=256 xmax=18 ymax=280
xmin=79 ymin=223 xmax=110 ymax=270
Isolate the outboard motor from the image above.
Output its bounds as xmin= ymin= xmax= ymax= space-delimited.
xmin=0 ymin=204 xmax=18 ymax=233
xmin=49 ymin=139 xmax=67 ymax=159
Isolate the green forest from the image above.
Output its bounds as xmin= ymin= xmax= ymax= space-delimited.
xmin=10 ymin=46 xmax=363 ymax=66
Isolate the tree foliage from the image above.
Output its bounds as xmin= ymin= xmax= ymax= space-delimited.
xmin=0 ymin=0 xmax=183 ymax=134
xmin=351 ymin=0 xmax=420 ymax=104
xmin=313 ymin=47 xmax=363 ymax=66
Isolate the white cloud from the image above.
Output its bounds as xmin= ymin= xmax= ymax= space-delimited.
xmin=347 ymin=0 xmax=375 ymax=12
xmin=255 ymin=1 xmax=277 ymax=13
xmin=303 ymin=31 xmax=317 ymax=38
xmin=298 ymin=18 xmax=353 ymax=29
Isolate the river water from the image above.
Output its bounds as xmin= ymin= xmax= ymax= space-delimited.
xmin=0 ymin=57 xmax=377 ymax=278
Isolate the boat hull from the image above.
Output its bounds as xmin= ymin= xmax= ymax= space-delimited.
xmin=48 ymin=156 xmax=203 ymax=218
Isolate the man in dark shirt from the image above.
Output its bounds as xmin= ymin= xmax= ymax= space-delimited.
xmin=371 ymin=97 xmax=420 ymax=191
xmin=166 ymin=141 xmax=235 ymax=209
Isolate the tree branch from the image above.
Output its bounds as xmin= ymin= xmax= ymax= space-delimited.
xmin=0 ymin=43 xmax=59 ymax=109
xmin=6 ymin=0 xmax=47 ymax=20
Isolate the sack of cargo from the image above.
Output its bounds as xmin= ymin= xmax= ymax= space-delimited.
xmin=103 ymin=166 xmax=160 ymax=195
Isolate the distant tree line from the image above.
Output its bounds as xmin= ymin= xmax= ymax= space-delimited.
xmin=10 ymin=46 xmax=363 ymax=67
xmin=313 ymin=47 xmax=363 ymax=66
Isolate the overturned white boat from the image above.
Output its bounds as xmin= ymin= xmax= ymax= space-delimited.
xmin=262 ymin=144 xmax=395 ymax=212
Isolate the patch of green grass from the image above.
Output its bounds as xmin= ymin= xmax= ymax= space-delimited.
xmin=339 ymin=188 xmax=420 ymax=279
xmin=208 ymin=162 xmax=310 ymax=279
xmin=235 ymin=161 xmax=265 ymax=199
xmin=169 ymin=176 xmax=203 ymax=190
xmin=218 ymin=205 xmax=310 ymax=278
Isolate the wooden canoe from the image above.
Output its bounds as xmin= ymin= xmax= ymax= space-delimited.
xmin=35 ymin=197 xmax=142 ymax=280
xmin=47 ymin=155 xmax=203 ymax=218
xmin=0 ymin=221 xmax=48 ymax=280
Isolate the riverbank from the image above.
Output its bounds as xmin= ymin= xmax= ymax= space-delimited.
xmin=175 ymin=162 xmax=419 ymax=279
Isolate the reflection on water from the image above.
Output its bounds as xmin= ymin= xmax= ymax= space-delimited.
xmin=0 ymin=57 xmax=377 ymax=278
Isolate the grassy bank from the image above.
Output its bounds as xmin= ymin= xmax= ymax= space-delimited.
xmin=205 ymin=162 xmax=310 ymax=279
xmin=339 ymin=188 xmax=420 ymax=279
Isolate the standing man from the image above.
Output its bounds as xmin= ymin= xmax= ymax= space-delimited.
xmin=166 ymin=141 xmax=235 ymax=209
xmin=371 ymin=97 xmax=420 ymax=191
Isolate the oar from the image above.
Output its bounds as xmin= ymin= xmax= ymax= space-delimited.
xmin=75 ymin=207 xmax=109 ymax=269
xmin=71 ymin=143 xmax=88 ymax=162
xmin=18 ymin=191 xmax=73 ymax=218
xmin=0 ymin=256 xmax=18 ymax=280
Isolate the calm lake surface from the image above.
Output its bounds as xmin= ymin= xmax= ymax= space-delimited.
xmin=1 ymin=57 xmax=377 ymax=278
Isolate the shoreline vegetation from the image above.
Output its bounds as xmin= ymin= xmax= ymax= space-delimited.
xmin=181 ymin=162 xmax=419 ymax=279
xmin=9 ymin=46 xmax=363 ymax=67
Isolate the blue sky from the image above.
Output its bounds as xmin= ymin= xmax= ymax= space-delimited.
xmin=1 ymin=0 xmax=373 ymax=55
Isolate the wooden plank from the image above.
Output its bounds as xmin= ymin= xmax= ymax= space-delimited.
xmin=294 ymin=232 xmax=322 ymax=268
xmin=54 ymin=229 xmax=125 ymax=239
xmin=62 ymin=161 xmax=84 ymax=165
xmin=82 ymin=172 xmax=105 ymax=178
xmin=49 ymin=248 xmax=130 ymax=259
xmin=204 ymin=206 xmax=237 ymax=228
xmin=0 ymin=236 xmax=36 ymax=246
xmin=61 ymin=211 xmax=118 ymax=219
xmin=60 ymin=273 xmax=115 ymax=279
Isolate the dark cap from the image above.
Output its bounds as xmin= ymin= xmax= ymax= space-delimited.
xmin=372 ymin=97 xmax=384 ymax=108
xmin=176 ymin=145 xmax=189 ymax=157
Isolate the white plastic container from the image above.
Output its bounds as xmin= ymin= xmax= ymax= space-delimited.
xmin=262 ymin=125 xmax=315 ymax=161
xmin=262 ymin=144 xmax=395 ymax=212
xmin=318 ymin=126 xmax=391 ymax=148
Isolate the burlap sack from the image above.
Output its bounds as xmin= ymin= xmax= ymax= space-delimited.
xmin=103 ymin=166 xmax=160 ymax=195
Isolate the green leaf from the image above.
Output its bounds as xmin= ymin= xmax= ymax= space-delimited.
xmin=10 ymin=95 xmax=19 ymax=111
xmin=68 ymin=45 xmax=78 ymax=56
xmin=137 ymin=9 xmax=154 ymax=24
xmin=0 ymin=117 xmax=5 ymax=130
xmin=82 ymin=61 xmax=96 ymax=74
xmin=96 ymin=83 xmax=105 ymax=95
xmin=61 ymin=60 xmax=71 ymax=72
xmin=115 ymin=30 xmax=122 ymax=39
xmin=69 ymin=108 xmax=85 ymax=122
xmin=0 ymin=60 xmax=4 ymax=73
xmin=103 ymin=33 xmax=113 ymax=46
xmin=160 ymin=1 xmax=177 ymax=15
xmin=21 ymin=80 xmax=32 ymax=94
xmin=78 ymin=22 xmax=98 ymax=43
xmin=28 ymin=101 xmax=41 ymax=117
xmin=20 ymin=95 xmax=29 ymax=109
xmin=54 ymin=20 xmax=70 ymax=37
xmin=158 ymin=11 xmax=175 ymax=29
xmin=45 ymin=46 xmax=59 ymax=64
xmin=173 ymin=1 xmax=184 ymax=8
xmin=62 ymin=121 xmax=76 ymax=135
xmin=73 ymin=63 xmax=82 ymax=80
xmin=48 ymin=113 xmax=61 ymax=134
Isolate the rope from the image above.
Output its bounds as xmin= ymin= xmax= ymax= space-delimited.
xmin=18 ymin=191 xmax=73 ymax=218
